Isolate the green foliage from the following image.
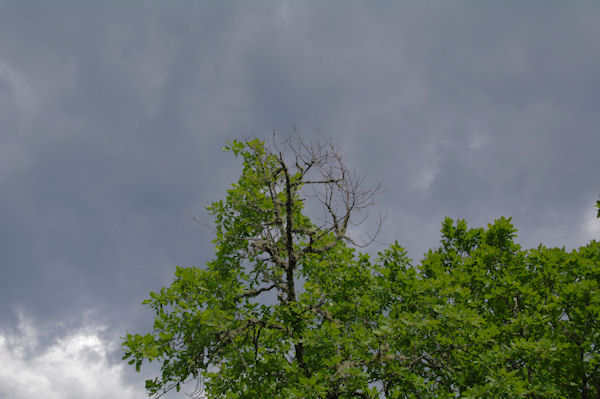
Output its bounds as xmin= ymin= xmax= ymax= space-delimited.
xmin=122 ymin=138 xmax=600 ymax=398
xmin=379 ymin=218 xmax=600 ymax=398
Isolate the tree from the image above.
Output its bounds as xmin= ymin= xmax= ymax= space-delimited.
xmin=123 ymin=136 xmax=600 ymax=398
xmin=123 ymin=134 xmax=383 ymax=398
xmin=377 ymin=217 xmax=600 ymax=398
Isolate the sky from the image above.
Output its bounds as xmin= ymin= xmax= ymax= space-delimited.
xmin=1 ymin=2 xmax=599 ymax=398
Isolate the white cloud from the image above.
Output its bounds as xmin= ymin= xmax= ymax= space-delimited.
xmin=0 ymin=314 xmax=142 ymax=399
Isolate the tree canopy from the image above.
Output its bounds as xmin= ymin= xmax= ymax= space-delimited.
xmin=123 ymin=136 xmax=600 ymax=398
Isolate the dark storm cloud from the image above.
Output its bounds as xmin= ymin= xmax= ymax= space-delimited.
xmin=0 ymin=2 xmax=599 ymax=397
xmin=0 ymin=2 xmax=246 ymax=328
xmin=321 ymin=3 xmax=600 ymax=256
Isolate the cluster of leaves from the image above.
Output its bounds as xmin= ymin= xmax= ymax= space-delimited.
xmin=374 ymin=218 xmax=600 ymax=398
xmin=122 ymin=138 xmax=600 ymax=398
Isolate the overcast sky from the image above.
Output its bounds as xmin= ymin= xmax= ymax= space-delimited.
xmin=1 ymin=2 xmax=599 ymax=398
